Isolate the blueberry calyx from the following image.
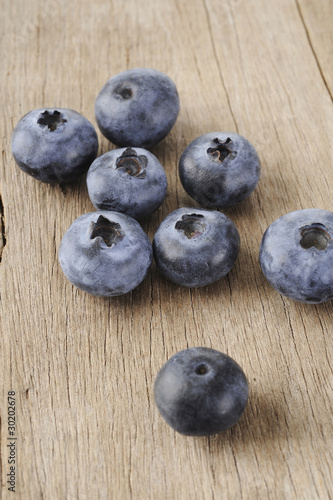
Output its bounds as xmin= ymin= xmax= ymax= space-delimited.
xmin=175 ymin=213 xmax=206 ymax=239
xmin=194 ymin=363 xmax=209 ymax=375
xmin=37 ymin=110 xmax=67 ymax=131
xmin=114 ymin=85 xmax=133 ymax=100
xmin=300 ymin=223 xmax=331 ymax=251
xmin=90 ymin=215 xmax=124 ymax=247
xmin=115 ymin=147 xmax=147 ymax=178
xmin=207 ymin=137 xmax=237 ymax=163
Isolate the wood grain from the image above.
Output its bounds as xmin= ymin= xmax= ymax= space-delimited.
xmin=1 ymin=0 xmax=332 ymax=498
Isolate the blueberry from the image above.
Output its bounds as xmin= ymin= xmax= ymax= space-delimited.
xmin=259 ymin=208 xmax=333 ymax=303
xmin=154 ymin=347 xmax=249 ymax=436
xmin=95 ymin=68 xmax=180 ymax=148
xmin=153 ymin=207 xmax=240 ymax=287
xmin=59 ymin=211 xmax=153 ymax=296
xmin=86 ymin=147 xmax=167 ymax=220
xmin=11 ymin=108 xmax=98 ymax=184
xmin=179 ymin=132 xmax=260 ymax=208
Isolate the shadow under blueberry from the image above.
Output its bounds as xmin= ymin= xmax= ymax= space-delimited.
xmin=184 ymin=243 xmax=261 ymax=303
xmin=193 ymin=382 xmax=302 ymax=451
xmin=148 ymin=246 xmax=260 ymax=308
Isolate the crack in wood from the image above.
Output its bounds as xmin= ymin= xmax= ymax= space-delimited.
xmin=295 ymin=0 xmax=333 ymax=103
xmin=202 ymin=0 xmax=239 ymax=133
xmin=0 ymin=194 xmax=6 ymax=262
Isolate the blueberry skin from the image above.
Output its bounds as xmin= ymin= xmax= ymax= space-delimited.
xmin=86 ymin=147 xmax=167 ymax=220
xmin=95 ymin=68 xmax=180 ymax=148
xmin=179 ymin=132 xmax=260 ymax=208
xmin=59 ymin=211 xmax=153 ymax=296
xmin=153 ymin=207 xmax=240 ymax=287
xmin=154 ymin=347 xmax=249 ymax=436
xmin=11 ymin=108 xmax=98 ymax=184
xmin=259 ymin=209 xmax=333 ymax=303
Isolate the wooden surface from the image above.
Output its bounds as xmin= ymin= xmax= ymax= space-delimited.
xmin=1 ymin=0 xmax=333 ymax=499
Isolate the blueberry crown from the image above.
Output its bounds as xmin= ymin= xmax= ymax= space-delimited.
xmin=37 ymin=110 xmax=67 ymax=132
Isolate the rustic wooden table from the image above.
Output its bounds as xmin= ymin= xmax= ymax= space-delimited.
xmin=1 ymin=0 xmax=332 ymax=498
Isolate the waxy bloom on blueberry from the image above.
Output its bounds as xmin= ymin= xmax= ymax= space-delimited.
xmin=11 ymin=108 xmax=98 ymax=183
xmin=259 ymin=208 xmax=333 ymax=303
xmin=154 ymin=347 xmax=249 ymax=436
xmin=179 ymin=132 xmax=260 ymax=208
xmin=153 ymin=207 xmax=240 ymax=287
xmin=95 ymin=68 xmax=180 ymax=148
xmin=87 ymin=147 xmax=167 ymax=220
xmin=59 ymin=211 xmax=153 ymax=297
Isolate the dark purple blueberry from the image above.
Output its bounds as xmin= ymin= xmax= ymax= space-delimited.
xmin=11 ymin=108 xmax=98 ymax=183
xmin=260 ymin=208 xmax=333 ymax=303
xmin=59 ymin=211 xmax=153 ymax=296
xmin=153 ymin=207 xmax=240 ymax=287
xmin=154 ymin=347 xmax=249 ymax=436
xmin=179 ymin=132 xmax=260 ymax=208
xmin=95 ymin=68 xmax=180 ymax=148
xmin=86 ymin=147 xmax=167 ymax=220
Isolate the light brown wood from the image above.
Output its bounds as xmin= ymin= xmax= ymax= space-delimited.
xmin=1 ymin=0 xmax=333 ymax=498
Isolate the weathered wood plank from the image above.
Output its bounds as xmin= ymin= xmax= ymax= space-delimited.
xmin=0 ymin=0 xmax=332 ymax=498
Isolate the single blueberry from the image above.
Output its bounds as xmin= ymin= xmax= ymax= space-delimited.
xmin=154 ymin=347 xmax=249 ymax=436
xmin=153 ymin=207 xmax=240 ymax=287
xmin=179 ymin=132 xmax=260 ymax=208
xmin=59 ymin=211 xmax=153 ymax=296
xmin=11 ymin=108 xmax=98 ymax=184
xmin=86 ymin=147 xmax=167 ymax=220
xmin=259 ymin=208 xmax=333 ymax=303
xmin=95 ymin=68 xmax=180 ymax=148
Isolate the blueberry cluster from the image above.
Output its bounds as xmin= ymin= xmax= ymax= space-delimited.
xmin=11 ymin=67 xmax=333 ymax=436
xmin=12 ymin=68 xmax=258 ymax=298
